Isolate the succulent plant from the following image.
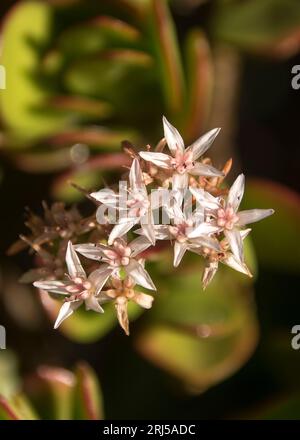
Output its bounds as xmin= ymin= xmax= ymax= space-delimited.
xmin=0 ymin=0 xmax=214 ymax=202
xmin=0 ymin=352 xmax=103 ymax=420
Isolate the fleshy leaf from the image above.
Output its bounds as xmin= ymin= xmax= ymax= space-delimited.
xmin=135 ymin=265 xmax=258 ymax=392
xmin=73 ymin=362 xmax=103 ymax=420
xmin=242 ymin=178 xmax=300 ymax=273
xmin=0 ymin=1 xmax=68 ymax=143
xmin=212 ymin=0 xmax=300 ymax=53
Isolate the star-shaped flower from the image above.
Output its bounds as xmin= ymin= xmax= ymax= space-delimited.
xmin=201 ymin=228 xmax=252 ymax=289
xmin=74 ymin=236 xmax=156 ymax=291
xmin=137 ymin=190 xmax=221 ymax=267
xmin=33 ymin=241 xmax=112 ymax=328
xmin=139 ymin=116 xmax=223 ymax=190
xmin=190 ymin=174 xmax=274 ymax=264
xmin=98 ymin=271 xmax=154 ymax=335
xmin=91 ymin=159 xmax=160 ymax=245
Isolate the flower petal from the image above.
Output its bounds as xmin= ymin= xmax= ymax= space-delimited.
xmin=85 ymin=296 xmax=104 ymax=313
xmin=222 ymin=254 xmax=252 ymax=277
xmin=224 ymin=229 xmax=244 ymax=263
xmin=237 ymin=209 xmax=274 ymax=226
xmin=163 ymin=115 xmax=185 ymax=155
xmin=90 ymin=188 xmax=119 ymax=206
xmin=129 ymin=235 xmax=152 ymax=257
xmin=129 ymin=158 xmax=147 ymax=193
xmin=108 ymin=219 xmax=137 ymax=245
xmin=139 ymin=151 xmax=171 ymax=169
xmin=33 ymin=280 xmax=69 ymax=295
xmin=88 ymin=265 xmax=114 ymax=295
xmin=190 ymin=187 xmax=220 ymax=210
xmin=188 ymin=222 xmax=221 ymax=238
xmin=228 ymin=174 xmax=245 ymax=212
xmin=74 ymin=243 xmax=103 ymax=261
xmin=66 ymin=241 xmax=86 ymax=279
xmin=173 ymin=241 xmax=188 ymax=267
xmin=190 ymin=162 xmax=224 ymax=177
xmin=189 ymin=128 xmax=221 ymax=160
xmin=133 ymin=291 xmax=154 ymax=309
xmin=115 ymin=300 xmax=129 ymax=335
xmin=126 ymin=259 xmax=156 ymax=290
xmin=202 ymin=261 xmax=218 ymax=290
xmin=54 ymin=300 xmax=82 ymax=329
xmin=172 ymin=172 xmax=189 ymax=190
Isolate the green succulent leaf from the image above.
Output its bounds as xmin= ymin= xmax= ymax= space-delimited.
xmin=212 ymin=0 xmax=300 ymax=51
xmin=73 ymin=362 xmax=104 ymax=420
xmin=135 ymin=266 xmax=258 ymax=391
xmin=242 ymin=178 xmax=300 ymax=273
xmin=0 ymin=1 xmax=69 ymax=144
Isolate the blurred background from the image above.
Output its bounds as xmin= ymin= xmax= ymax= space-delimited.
xmin=0 ymin=0 xmax=299 ymax=420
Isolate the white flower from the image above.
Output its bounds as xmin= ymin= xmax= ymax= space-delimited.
xmin=74 ymin=236 xmax=156 ymax=291
xmin=139 ymin=116 xmax=223 ymax=190
xmin=33 ymin=241 xmax=112 ymax=328
xmin=137 ymin=190 xmax=221 ymax=267
xmin=190 ymin=174 xmax=274 ymax=264
xmin=91 ymin=159 xmax=160 ymax=245
xmin=201 ymin=229 xmax=253 ymax=289
xmin=98 ymin=269 xmax=154 ymax=335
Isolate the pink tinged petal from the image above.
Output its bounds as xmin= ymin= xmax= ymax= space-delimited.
xmin=139 ymin=151 xmax=171 ymax=169
xmin=126 ymin=259 xmax=156 ymax=290
xmin=115 ymin=300 xmax=129 ymax=335
xmin=228 ymin=174 xmax=245 ymax=212
xmin=224 ymin=229 xmax=244 ymax=264
xmin=85 ymin=296 xmax=104 ymax=313
xmin=66 ymin=241 xmax=86 ymax=279
xmin=202 ymin=261 xmax=219 ymax=290
xmin=33 ymin=280 xmax=69 ymax=295
xmin=173 ymin=242 xmax=188 ymax=267
xmin=133 ymin=292 xmax=154 ymax=309
xmin=141 ymin=222 xmax=156 ymax=246
xmin=190 ymin=162 xmax=224 ymax=178
xmin=163 ymin=115 xmax=184 ymax=155
xmin=189 ymin=128 xmax=221 ymax=160
xmin=188 ymin=222 xmax=221 ymax=238
xmin=154 ymin=225 xmax=171 ymax=240
xmin=129 ymin=158 xmax=147 ymax=193
xmin=222 ymin=254 xmax=252 ymax=277
xmin=88 ymin=265 xmax=114 ymax=295
xmin=237 ymin=209 xmax=275 ymax=226
xmin=90 ymin=188 xmax=119 ymax=206
xmin=108 ymin=219 xmax=137 ymax=245
xmin=74 ymin=243 xmax=103 ymax=261
xmin=172 ymin=172 xmax=189 ymax=190
xmin=54 ymin=300 xmax=82 ymax=329
xmin=129 ymin=235 xmax=152 ymax=257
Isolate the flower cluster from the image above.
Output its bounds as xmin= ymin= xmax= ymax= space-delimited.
xmin=22 ymin=117 xmax=274 ymax=335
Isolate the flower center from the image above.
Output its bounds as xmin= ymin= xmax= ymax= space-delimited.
xmin=171 ymin=149 xmax=194 ymax=175
xmin=216 ymin=206 xmax=239 ymax=230
xmin=65 ymin=277 xmax=92 ymax=301
xmin=103 ymin=240 xmax=132 ymax=267
xmin=126 ymin=191 xmax=149 ymax=217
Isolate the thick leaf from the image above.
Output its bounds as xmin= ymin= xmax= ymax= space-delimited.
xmin=135 ymin=266 xmax=258 ymax=391
xmin=26 ymin=366 xmax=75 ymax=420
xmin=149 ymin=0 xmax=185 ymax=114
xmin=242 ymin=178 xmax=300 ymax=273
xmin=73 ymin=362 xmax=103 ymax=420
xmin=212 ymin=0 xmax=300 ymax=52
xmin=0 ymin=394 xmax=38 ymax=420
xmin=183 ymin=30 xmax=214 ymax=143
xmin=0 ymin=1 xmax=68 ymax=143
